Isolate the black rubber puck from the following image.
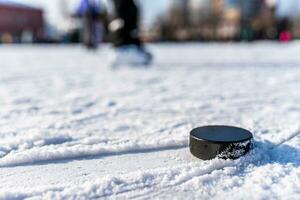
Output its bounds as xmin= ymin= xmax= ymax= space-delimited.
xmin=190 ymin=126 xmax=253 ymax=160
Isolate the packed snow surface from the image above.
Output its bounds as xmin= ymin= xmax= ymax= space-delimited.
xmin=1 ymin=43 xmax=300 ymax=199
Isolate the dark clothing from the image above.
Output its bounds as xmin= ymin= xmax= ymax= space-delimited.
xmin=111 ymin=0 xmax=141 ymax=47
xmin=83 ymin=15 xmax=98 ymax=49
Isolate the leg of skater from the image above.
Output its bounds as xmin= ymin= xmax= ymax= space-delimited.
xmin=109 ymin=0 xmax=152 ymax=66
xmin=77 ymin=0 xmax=104 ymax=49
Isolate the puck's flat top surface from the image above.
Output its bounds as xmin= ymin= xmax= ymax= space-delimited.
xmin=190 ymin=126 xmax=253 ymax=143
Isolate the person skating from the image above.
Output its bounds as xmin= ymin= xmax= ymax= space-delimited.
xmin=76 ymin=0 xmax=105 ymax=49
xmin=109 ymin=0 xmax=152 ymax=66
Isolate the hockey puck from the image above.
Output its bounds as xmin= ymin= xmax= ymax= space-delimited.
xmin=190 ymin=126 xmax=253 ymax=160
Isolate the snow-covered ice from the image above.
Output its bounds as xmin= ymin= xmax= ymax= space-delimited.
xmin=1 ymin=43 xmax=300 ymax=199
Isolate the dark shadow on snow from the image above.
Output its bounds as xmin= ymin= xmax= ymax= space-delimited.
xmin=0 ymin=144 xmax=187 ymax=169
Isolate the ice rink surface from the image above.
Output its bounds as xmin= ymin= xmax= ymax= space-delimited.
xmin=0 ymin=43 xmax=300 ymax=199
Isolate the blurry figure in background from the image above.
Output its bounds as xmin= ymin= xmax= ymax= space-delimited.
xmin=275 ymin=0 xmax=292 ymax=42
xmin=278 ymin=18 xmax=292 ymax=42
xmin=76 ymin=0 xmax=105 ymax=49
xmin=108 ymin=0 xmax=152 ymax=67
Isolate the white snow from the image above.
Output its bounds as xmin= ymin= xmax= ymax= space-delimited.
xmin=1 ymin=43 xmax=300 ymax=199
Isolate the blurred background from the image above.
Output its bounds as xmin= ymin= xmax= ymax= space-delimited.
xmin=0 ymin=0 xmax=299 ymax=44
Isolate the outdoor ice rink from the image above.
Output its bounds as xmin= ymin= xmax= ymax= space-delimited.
xmin=0 ymin=43 xmax=300 ymax=199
